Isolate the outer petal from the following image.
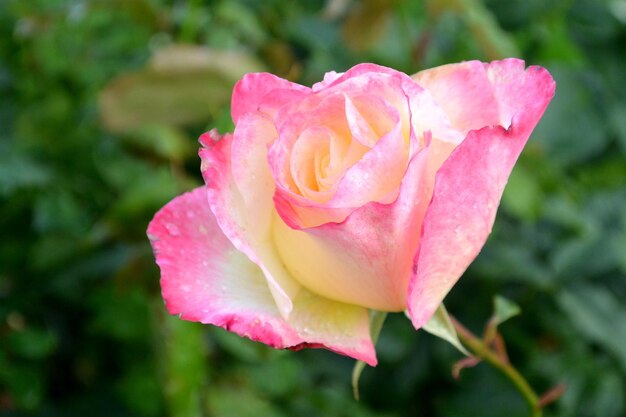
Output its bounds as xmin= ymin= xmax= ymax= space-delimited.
xmin=231 ymin=72 xmax=310 ymax=123
xmin=199 ymin=130 xmax=377 ymax=364
xmin=289 ymin=289 xmax=376 ymax=365
xmin=407 ymin=65 xmax=556 ymax=328
xmin=486 ymin=60 xmax=558 ymax=137
xmin=148 ymin=187 xmax=377 ymax=365
xmin=412 ymin=60 xmax=500 ymax=133
xmin=147 ymin=187 xmax=303 ymax=348
xmin=200 ymin=129 xmax=300 ymax=317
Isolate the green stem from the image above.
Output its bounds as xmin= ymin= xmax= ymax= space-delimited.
xmin=450 ymin=316 xmax=541 ymax=417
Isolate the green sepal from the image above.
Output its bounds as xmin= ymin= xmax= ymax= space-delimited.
xmin=420 ymin=304 xmax=470 ymax=356
xmin=351 ymin=310 xmax=387 ymax=400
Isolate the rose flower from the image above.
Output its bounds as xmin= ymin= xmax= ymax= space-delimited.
xmin=148 ymin=59 xmax=555 ymax=366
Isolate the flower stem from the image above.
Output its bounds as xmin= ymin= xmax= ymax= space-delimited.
xmin=450 ymin=316 xmax=542 ymax=417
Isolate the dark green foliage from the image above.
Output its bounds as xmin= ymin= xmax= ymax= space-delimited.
xmin=0 ymin=0 xmax=624 ymax=416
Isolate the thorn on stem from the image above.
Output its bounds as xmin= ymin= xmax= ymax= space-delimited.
xmin=452 ymin=356 xmax=481 ymax=379
xmin=538 ymin=384 xmax=566 ymax=408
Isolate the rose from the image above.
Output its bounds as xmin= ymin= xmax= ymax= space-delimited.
xmin=148 ymin=59 xmax=554 ymax=366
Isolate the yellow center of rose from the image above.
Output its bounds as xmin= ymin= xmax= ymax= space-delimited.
xmin=270 ymin=91 xmax=414 ymax=311
xmin=286 ymin=93 xmax=408 ymax=204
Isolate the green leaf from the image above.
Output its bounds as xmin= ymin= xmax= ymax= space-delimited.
xmin=558 ymin=285 xmax=626 ymax=371
xmin=427 ymin=0 xmax=520 ymax=59
xmin=492 ymin=295 xmax=521 ymax=327
xmin=342 ymin=0 xmax=394 ymax=52
xmin=124 ymin=124 xmax=194 ymax=163
xmin=99 ymin=45 xmax=265 ymax=133
xmin=207 ymin=385 xmax=285 ymax=417
xmin=421 ymin=304 xmax=470 ymax=356
xmin=352 ymin=310 xmax=387 ymax=400
xmin=0 ymin=145 xmax=51 ymax=196
xmin=532 ymin=66 xmax=609 ymax=166
xmin=501 ymin=163 xmax=543 ymax=221
xmin=7 ymin=327 xmax=57 ymax=360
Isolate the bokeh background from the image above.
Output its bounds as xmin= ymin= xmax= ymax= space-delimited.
xmin=1 ymin=0 xmax=626 ymax=416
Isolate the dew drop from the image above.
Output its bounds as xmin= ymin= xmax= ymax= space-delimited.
xmin=165 ymin=222 xmax=181 ymax=236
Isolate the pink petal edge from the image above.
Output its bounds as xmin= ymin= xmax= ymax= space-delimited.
xmin=407 ymin=63 xmax=556 ymax=328
xmin=231 ymin=72 xmax=310 ymax=123
xmin=147 ymin=187 xmax=377 ymax=365
xmin=198 ymin=131 xmax=378 ymax=365
xmin=147 ymin=187 xmax=303 ymax=348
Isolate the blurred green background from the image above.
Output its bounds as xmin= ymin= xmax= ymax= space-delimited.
xmin=1 ymin=0 xmax=625 ymax=416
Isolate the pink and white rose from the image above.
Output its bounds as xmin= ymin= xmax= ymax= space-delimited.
xmin=148 ymin=59 xmax=555 ymax=366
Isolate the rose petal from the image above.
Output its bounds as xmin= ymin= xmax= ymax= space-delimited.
xmin=148 ymin=187 xmax=376 ymax=365
xmin=271 ymin=66 xmax=455 ymax=229
xmin=331 ymin=118 xmax=406 ymax=207
xmin=289 ymin=289 xmax=377 ymax=365
xmin=289 ymin=126 xmax=335 ymax=199
xmin=273 ymin=138 xmax=433 ymax=311
xmin=412 ymin=60 xmax=500 ymax=133
xmin=199 ymin=129 xmax=378 ymax=363
xmin=312 ymin=70 xmax=343 ymax=92
xmin=147 ymin=187 xmax=302 ymax=348
xmin=200 ymin=130 xmax=300 ymax=317
xmin=345 ymin=94 xmax=393 ymax=148
xmin=407 ymin=64 xmax=556 ymax=328
xmin=486 ymin=59 xmax=558 ymax=136
xmin=231 ymin=72 xmax=310 ymax=123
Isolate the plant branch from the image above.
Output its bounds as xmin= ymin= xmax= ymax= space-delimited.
xmin=450 ymin=316 xmax=542 ymax=417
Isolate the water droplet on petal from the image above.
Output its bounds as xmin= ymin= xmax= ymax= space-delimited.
xmin=165 ymin=222 xmax=181 ymax=236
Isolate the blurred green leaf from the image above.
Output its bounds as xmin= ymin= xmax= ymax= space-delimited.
xmin=0 ymin=145 xmax=51 ymax=196
xmin=342 ymin=0 xmax=394 ymax=51
xmin=609 ymin=103 xmax=626 ymax=155
xmin=558 ymin=285 xmax=626 ymax=371
xmin=593 ymin=370 xmax=625 ymax=417
xmin=7 ymin=327 xmax=57 ymax=360
xmin=427 ymin=0 xmax=520 ymax=59
xmin=492 ymin=295 xmax=521 ymax=326
xmin=532 ymin=66 xmax=609 ymax=166
xmin=123 ymin=124 xmax=194 ymax=163
xmin=33 ymin=191 xmax=91 ymax=235
xmin=2 ymin=366 xmax=44 ymax=411
xmin=214 ymin=2 xmax=268 ymax=47
xmin=107 ymin=167 xmax=183 ymax=222
xmin=250 ymin=356 xmax=300 ymax=397
xmin=30 ymin=234 xmax=82 ymax=271
xmin=212 ymin=327 xmax=274 ymax=363
xmin=207 ymin=385 xmax=285 ymax=417
xmin=501 ymin=163 xmax=543 ymax=221
xmin=100 ymin=45 xmax=264 ymax=133
xmin=89 ymin=287 xmax=151 ymax=343
xmin=117 ymin=363 xmax=163 ymax=417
